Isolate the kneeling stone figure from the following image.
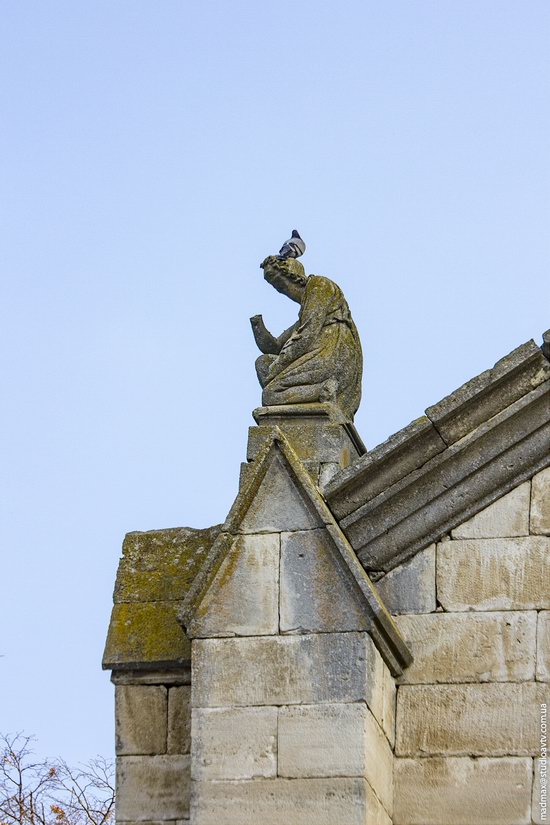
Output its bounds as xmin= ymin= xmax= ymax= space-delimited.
xmin=251 ymin=254 xmax=363 ymax=421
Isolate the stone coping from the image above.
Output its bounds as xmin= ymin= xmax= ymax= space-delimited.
xmin=325 ymin=333 xmax=550 ymax=572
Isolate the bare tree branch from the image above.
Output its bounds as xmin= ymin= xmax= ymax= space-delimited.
xmin=0 ymin=734 xmax=114 ymax=825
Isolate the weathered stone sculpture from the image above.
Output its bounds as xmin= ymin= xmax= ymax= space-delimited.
xmin=250 ymin=255 xmax=363 ymax=421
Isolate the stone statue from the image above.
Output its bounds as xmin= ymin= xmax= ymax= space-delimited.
xmin=250 ymin=254 xmax=363 ymax=420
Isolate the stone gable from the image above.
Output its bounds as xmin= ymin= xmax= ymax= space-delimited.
xmin=103 ymin=329 xmax=550 ymax=825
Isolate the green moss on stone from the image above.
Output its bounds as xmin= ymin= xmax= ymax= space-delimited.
xmin=103 ymin=601 xmax=190 ymax=667
xmin=103 ymin=524 xmax=220 ymax=669
xmin=114 ymin=525 xmax=221 ymax=603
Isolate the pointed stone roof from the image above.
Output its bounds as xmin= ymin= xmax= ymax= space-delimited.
xmin=324 ymin=332 xmax=550 ymax=573
xmin=180 ymin=429 xmax=412 ymax=676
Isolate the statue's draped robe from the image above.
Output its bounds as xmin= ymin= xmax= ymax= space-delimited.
xmin=262 ymin=275 xmax=363 ymax=420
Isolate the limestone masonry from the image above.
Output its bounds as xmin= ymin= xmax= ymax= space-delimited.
xmin=104 ymin=321 xmax=550 ymax=825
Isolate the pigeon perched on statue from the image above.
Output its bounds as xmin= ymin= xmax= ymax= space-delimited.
xmin=278 ymin=230 xmax=306 ymax=259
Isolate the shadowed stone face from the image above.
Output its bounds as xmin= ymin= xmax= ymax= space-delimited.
xmin=251 ymin=256 xmax=363 ymax=421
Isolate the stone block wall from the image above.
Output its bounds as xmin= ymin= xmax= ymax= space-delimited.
xmin=114 ymin=676 xmax=192 ymax=825
xmin=375 ymin=469 xmax=550 ymax=825
xmin=183 ymin=433 xmax=410 ymax=825
xmin=191 ymin=633 xmax=395 ymax=825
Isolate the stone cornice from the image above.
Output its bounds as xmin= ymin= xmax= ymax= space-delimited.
xmin=325 ymin=334 xmax=550 ymax=572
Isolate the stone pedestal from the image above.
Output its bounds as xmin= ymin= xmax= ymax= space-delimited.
xmin=241 ymin=402 xmax=366 ymax=489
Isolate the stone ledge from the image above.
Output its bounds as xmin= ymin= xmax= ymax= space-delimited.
xmin=111 ymin=668 xmax=191 ymax=686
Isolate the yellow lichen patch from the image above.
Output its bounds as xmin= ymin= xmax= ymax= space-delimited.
xmin=114 ymin=525 xmax=221 ymax=603
xmin=104 ymin=524 xmax=220 ymax=668
xmin=102 ymin=601 xmax=190 ymax=667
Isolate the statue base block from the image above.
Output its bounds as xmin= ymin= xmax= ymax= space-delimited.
xmin=240 ymin=403 xmax=366 ymax=490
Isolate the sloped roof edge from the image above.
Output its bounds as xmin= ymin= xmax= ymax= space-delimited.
xmin=325 ymin=332 xmax=550 ymax=572
xmin=179 ymin=428 xmax=412 ymax=676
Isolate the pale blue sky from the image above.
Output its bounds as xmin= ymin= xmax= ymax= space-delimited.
xmin=1 ymin=1 xmax=549 ymax=764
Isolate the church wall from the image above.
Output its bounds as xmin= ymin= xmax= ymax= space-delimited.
xmin=190 ymin=631 xmax=395 ymax=825
xmin=185 ymin=430 xmax=407 ymax=825
xmin=382 ymin=469 xmax=550 ymax=825
xmin=114 ymin=675 xmax=192 ymax=825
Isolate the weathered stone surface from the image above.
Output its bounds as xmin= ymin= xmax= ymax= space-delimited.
xmin=252 ymin=403 xmax=366 ymax=456
xmin=115 ymin=685 xmax=167 ymax=755
xmin=326 ymin=416 xmax=446 ymax=519
xmin=114 ymin=821 xmax=184 ymax=825
xmin=537 ymin=611 xmax=550 ymax=681
xmin=112 ymin=526 xmax=220 ymax=604
xmin=532 ymin=467 xmax=550 ymax=535
xmin=532 ymin=757 xmax=548 ymax=825
xmin=253 ymin=256 xmax=363 ymax=420
xmin=191 ymin=707 xmax=277 ymax=780
xmin=183 ymin=433 xmax=412 ymax=678
xmin=192 ymin=777 xmax=389 ymax=825
xmin=239 ymin=451 xmax=323 ymax=533
xmin=425 ymin=338 xmax=550 ymax=444
xmin=116 ymin=755 xmax=190 ymax=821
xmin=104 ymin=602 xmax=191 ymax=669
xmin=451 ymin=481 xmax=530 ymax=538
xmin=168 ymin=686 xmax=191 ymax=754
xmin=278 ymin=703 xmax=393 ymax=815
xmin=394 ymin=756 xmax=532 ymax=825
xmin=396 ymin=611 xmax=536 ymax=684
xmin=396 ymin=682 xmax=548 ymax=756
xmin=318 ymin=461 xmax=341 ymax=487
xmin=115 ymin=821 xmax=189 ymax=825
xmin=111 ymin=667 xmax=190 ymax=686
xmin=247 ymin=421 xmax=355 ymax=465
xmin=331 ymin=380 xmax=550 ymax=572
xmin=186 ymin=533 xmax=279 ymax=637
xmin=104 ymin=527 xmax=218 ymax=668
xmin=192 ymin=632 xmax=387 ymax=715
xmin=437 ymin=536 xmax=550 ymax=611
xmin=375 ymin=545 xmax=436 ymax=615
xmin=279 ymin=528 xmax=371 ymax=634
xmin=379 ymin=659 xmax=397 ymax=748
xmin=322 ymin=525 xmax=412 ymax=678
